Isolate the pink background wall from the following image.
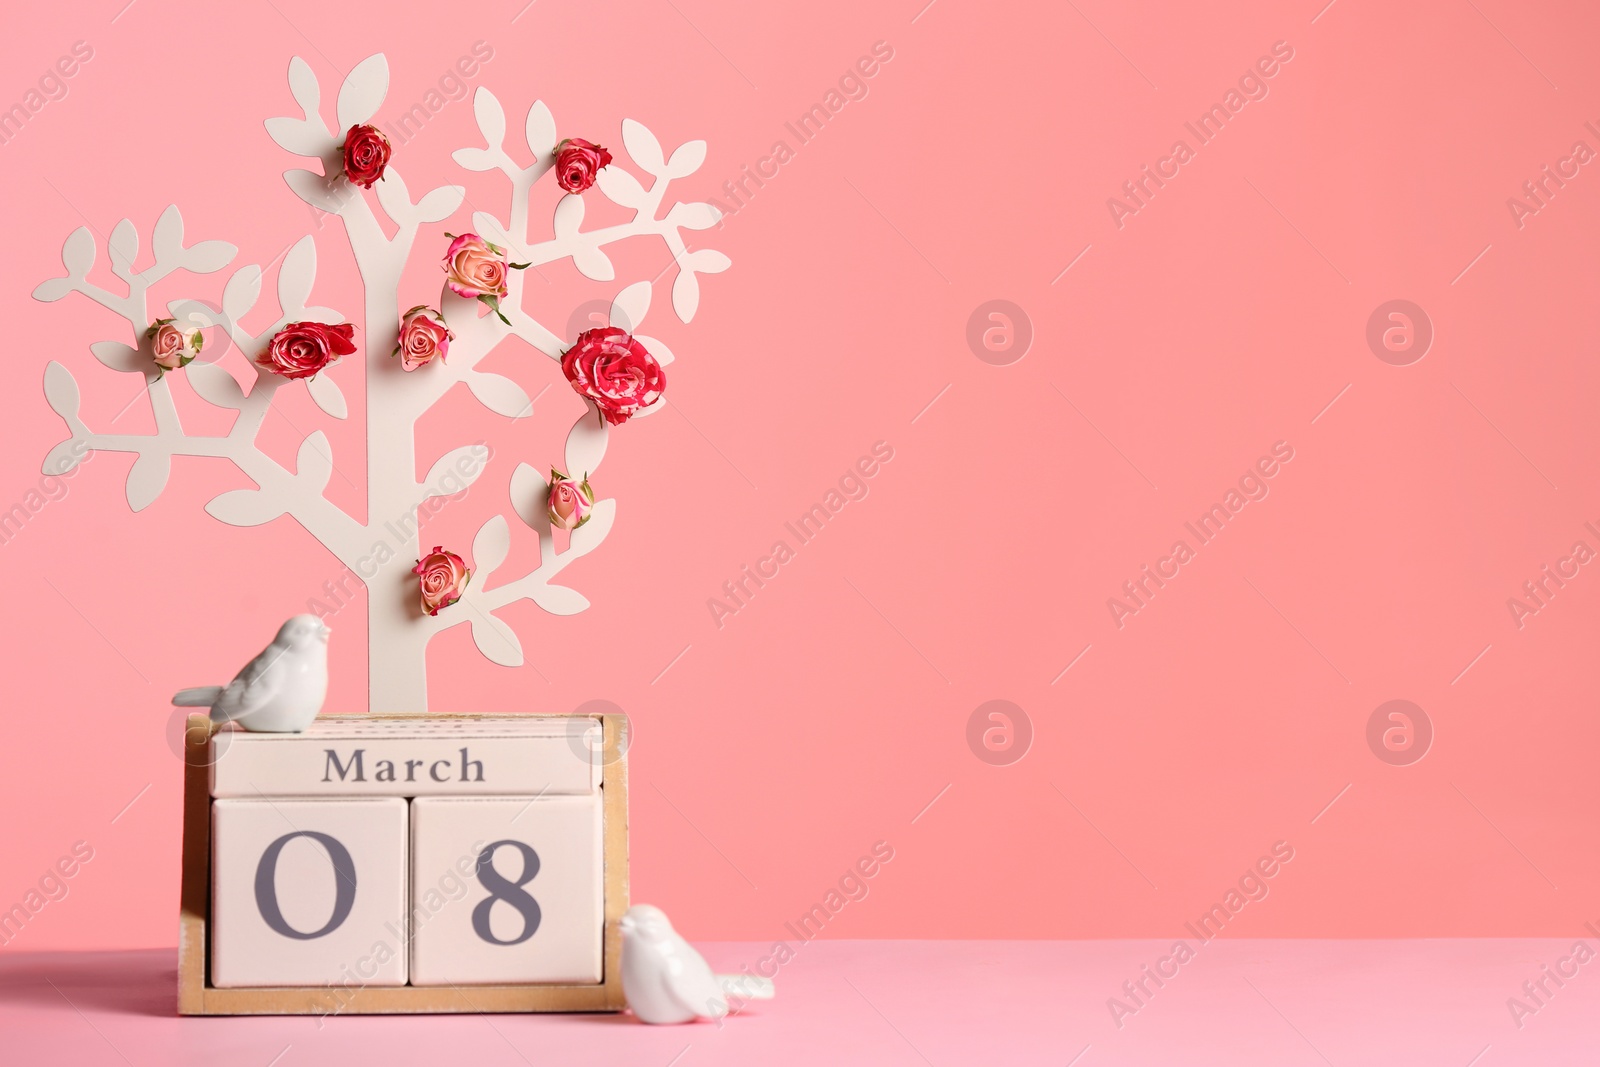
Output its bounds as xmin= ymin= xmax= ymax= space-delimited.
xmin=3 ymin=0 xmax=1598 ymax=951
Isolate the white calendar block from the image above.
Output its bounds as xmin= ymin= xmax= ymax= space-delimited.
xmin=211 ymin=798 xmax=408 ymax=988
xmin=409 ymin=796 xmax=603 ymax=986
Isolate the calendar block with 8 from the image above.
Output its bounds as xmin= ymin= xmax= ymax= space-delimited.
xmin=409 ymin=795 xmax=604 ymax=985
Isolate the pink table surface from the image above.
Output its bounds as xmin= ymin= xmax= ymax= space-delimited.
xmin=3 ymin=939 xmax=1596 ymax=1065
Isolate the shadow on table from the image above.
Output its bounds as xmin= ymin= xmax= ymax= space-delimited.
xmin=0 ymin=949 xmax=176 ymax=1017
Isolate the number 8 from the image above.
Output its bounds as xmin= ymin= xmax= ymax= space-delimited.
xmin=472 ymin=840 xmax=543 ymax=946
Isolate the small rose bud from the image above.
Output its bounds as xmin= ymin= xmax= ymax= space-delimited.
xmin=393 ymin=306 xmax=452 ymax=371
xmin=553 ymin=137 xmax=613 ymax=194
xmin=146 ymin=318 xmax=203 ymax=373
xmin=413 ymin=546 xmax=471 ymax=616
xmin=342 ymin=123 xmax=392 ymax=188
xmin=547 ymin=468 xmax=596 ymax=530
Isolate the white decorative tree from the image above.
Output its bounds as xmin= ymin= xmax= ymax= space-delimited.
xmin=34 ymin=54 xmax=728 ymax=713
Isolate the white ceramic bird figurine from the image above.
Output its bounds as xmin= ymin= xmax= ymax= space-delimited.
xmin=171 ymin=615 xmax=330 ymax=732
xmin=621 ymin=904 xmax=774 ymax=1024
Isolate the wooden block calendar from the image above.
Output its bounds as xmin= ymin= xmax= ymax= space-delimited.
xmin=178 ymin=713 xmax=629 ymax=1015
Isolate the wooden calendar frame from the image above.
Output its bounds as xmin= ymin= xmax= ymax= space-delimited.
xmin=177 ymin=713 xmax=629 ymax=1015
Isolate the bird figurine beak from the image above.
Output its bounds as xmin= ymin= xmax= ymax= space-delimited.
xmin=318 ymin=623 xmax=332 ymax=642
xmin=619 ymin=915 xmax=636 ymax=932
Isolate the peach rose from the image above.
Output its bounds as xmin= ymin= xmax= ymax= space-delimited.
xmin=146 ymin=318 xmax=202 ymax=373
xmin=547 ymin=469 xmax=595 ymax=530
xmin=442 ymin=232 xmax=527 ymax=325
xmin=393 ymin=305 xmax=452 ymax=371
xmin=413 ymin=546 xmax=471 ymax=616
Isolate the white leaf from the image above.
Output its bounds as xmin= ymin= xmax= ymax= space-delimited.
xmin=168 ymin=299 xmax=226 ymax=332
xmin=284 ymin=169 xmax=346 ymax=213
xmin=467 ymin=372 xmax=532 ymax=418
xmin=61 ymin=227 xmax=95 ymax=277
xmin=206 ymin=488 xmax=283 ymax=527
xmin=471 ymin=610 xmax=523 ymax=667
xmin=672 ymin=268 xmax=700 ymax=322
xmin=90 ymin=341 xmax=146 ymax=374
xmin=152 ymin=204 xmax=183 ymax=262
xmin=423 ymin=444 xmax=491 ymax=497
xmin=32 ymin=277 xmax=72 ymax=302
xmin=299 ymin=305 xmax=344 ymax=325
xmin=473 ymin=88 xmax=506 ymax=150
xmin=126 ymin=452 xmax=170 ymax=512
xmin=183 ymin=241 xmax=236 ymax=274
xmin=595 ymin=167 xmax=647 ymax=208
xmin=373 ymin=167 xmax=413 ymax=223
xmin=336 ymin=53 xmax=389 ymax=130
xmin=451 ymin=147 xmax=497 ymax=172
xmin=572 ymin=245 xmax=615 ymax=282
xmin=415 ymin=185 xmax=465 ymax=223
xmin=621 ymin=118 xmax=665 ymax=174
xmin=287 ymin=56 xmax=320 ymax=119
xmin=564 ymin=404 xmax=609 ymax=475
xmin=509 ymin=462 xmax=549 ymax=531
xmin=296 ymin=431 xmax=333 ymax=491
xmin=610 ymin=281 xmax=650 ymax=334
xmin=187 ymin=361 xmax=246 ymax=408
xmin=473 ymin=514 xmax=511 ymax=576
xmin=306 ymin=372 xmax=348 ymax=419
xmin=670 ymin=202 xmax=722 ymax=230
xmin=223 ymin=265 xmax=262 ymax=324
xmin=529 ymin=584 xmax=590 ymax=616
xmin=277 ymin=236 xmax=317 ymax=313
xmin=109 ymin=219 xmax=138 ymax=276
xmin=664 ymin=140 xmax=707 ymax=177
xmin=634 ymin=334 xmax=675 ymax=367
xmin=568 ymin=497 xmax=616 ymax=556
xmin=264 ymin=116 xmax=331 ymax=157
xmin=552 ymin=194 xmax=584 ymax=239
xmin=471 ymin=211 xmax=512 ymax=251
xmin=42 ymin=438 xmax=87 ymax=476
xmin=689 ymin=249 xmax=732 ymax=274
xmin=525 ymin=101 xmax=556 ymax=160
xmin=43 ymin=362 xmax=80 ymax=421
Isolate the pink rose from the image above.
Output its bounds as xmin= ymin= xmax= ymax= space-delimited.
xmin=146 ymin=318 xmax=202 ymax=373
xmin=413 ymin=546 xmax=471 ymax=616
xmin=553 ymin=137 xmax=613 ymax=194
xmin=257 ymin=322 xmax=357 ymax=380
xmin=442 ymin=232 xmax=527 ymax=325
xmin=342 ymin=124 xmax=392 ymax=189
xmin=392 ymin=305 xmax=452 ymax=371
xmin=547 ymin=469 xmax=595 ymax=530
xmin=561 ymin=327 xmax=665 ymax=425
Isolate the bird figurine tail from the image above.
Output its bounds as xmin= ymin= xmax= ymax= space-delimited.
xmin=171 ymin=686 xmax=222 ymax=707
xmin=719 ymin=975 xmax=775 ymax=1000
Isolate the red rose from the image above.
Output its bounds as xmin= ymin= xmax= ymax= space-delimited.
xmin=258 ymin=322 xmax=357 ymax=380
xmin=561 ymin=327 xmax=665 ymax=425
xmin=553 ymin=137 xmax=612 ymax=194
xmin=342 ymin=124 xmax=392 ymax=189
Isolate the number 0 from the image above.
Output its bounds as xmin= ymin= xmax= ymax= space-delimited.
xmin=254 ymin=831 xmax=358 ymax=940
